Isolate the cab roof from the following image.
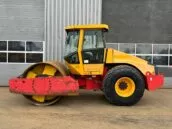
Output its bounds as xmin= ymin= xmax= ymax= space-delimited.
xmin=65 ymin=24 xmax=109 ymax=30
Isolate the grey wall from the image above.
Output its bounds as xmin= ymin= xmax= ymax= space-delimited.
xmin=0 ymin=0 xmax=44 ymax=40
xmin=103 ymin=0 xmax=172 ymax=88
xmin=0 ymin=64 xmax=30 ymax=85
xmin=102 ymin=0 xmax=172 ymax=43
xmin=0 ymin=0 xmax=102 ymax=86
xmin=0 ymin=0 xmax=44 ymax=86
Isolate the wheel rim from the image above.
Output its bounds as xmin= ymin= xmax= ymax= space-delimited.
xmin=23 ymin=63 xmax=62 ymax=105
xmin=114 ymin=77 xmax=136 ymax=97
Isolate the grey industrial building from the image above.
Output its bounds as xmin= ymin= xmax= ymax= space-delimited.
xmin=0 ymin=0 xmax=171 ymax=87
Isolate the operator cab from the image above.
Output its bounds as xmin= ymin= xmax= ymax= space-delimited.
xmin=64 ymin=24 xmax=109 ymax=75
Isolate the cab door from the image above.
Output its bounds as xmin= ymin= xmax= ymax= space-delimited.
xmin=82 ymin=30 xmax=105 ymax=75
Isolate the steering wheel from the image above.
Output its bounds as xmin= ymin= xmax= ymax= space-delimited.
xmin=83 ymin=52 xmax=94 ymax=62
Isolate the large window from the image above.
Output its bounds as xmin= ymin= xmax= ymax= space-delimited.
xmin=0 ymin=41 xmax=44 ymax=63
xmin=106 ymin=43 xmax=172 ymax=67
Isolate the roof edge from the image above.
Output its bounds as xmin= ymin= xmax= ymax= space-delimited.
xmin=65 ymin=24 xmax=109 ymax=30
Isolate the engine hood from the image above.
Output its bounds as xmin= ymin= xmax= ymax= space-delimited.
xmin=105 ymin=48 xmax=155 ymax=75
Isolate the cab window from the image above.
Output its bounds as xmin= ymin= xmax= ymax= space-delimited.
xmin=82 ymin=30 xmax=105 ymax=64
xmin=64 ymin=30 xmax=79 ymax=64
xmin=83 ymin=30 xmax=104 ymax=50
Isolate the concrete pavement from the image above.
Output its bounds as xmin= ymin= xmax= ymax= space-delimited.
xmin=0 ymin=87 xmax=171 ymax=129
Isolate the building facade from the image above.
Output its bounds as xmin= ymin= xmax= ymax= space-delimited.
xmin=0 ymin=0 xmax=171 ymax=87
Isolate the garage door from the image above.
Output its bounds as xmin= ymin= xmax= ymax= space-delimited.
xmin=103 ymin=0 xmax=172 ymax=88
xmin=0 ymin=0 xmax=44 ymax=86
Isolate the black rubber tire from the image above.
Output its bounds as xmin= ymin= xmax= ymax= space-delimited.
xmin=103 ymin=65 xmax=145 ymax=106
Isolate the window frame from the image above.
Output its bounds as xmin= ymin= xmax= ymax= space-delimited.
xmin=81 ymin=30 xmax=105 ymax=64
xmin=0 ymin=40 xmax=45 ymax=64
xmin=64 ymin=30 xmax=80 ymax=64
xmin=64 ymin=30 xmax=80 ymax=57
xmin=82 ymin=29 xmax=106 ymax=51
xmin=106 ymin=43 xmax=172 ymax=67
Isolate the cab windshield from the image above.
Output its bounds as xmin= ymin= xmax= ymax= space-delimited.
xmin=64 ymin=30 xmax=79 ymax=56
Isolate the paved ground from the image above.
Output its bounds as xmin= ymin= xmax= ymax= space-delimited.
xmin=0 ymin=87 xmax=171 ymax=129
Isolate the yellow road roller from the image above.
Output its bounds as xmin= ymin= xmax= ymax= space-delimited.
xmin=9 ymin=24 xmax=164 ymax=106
